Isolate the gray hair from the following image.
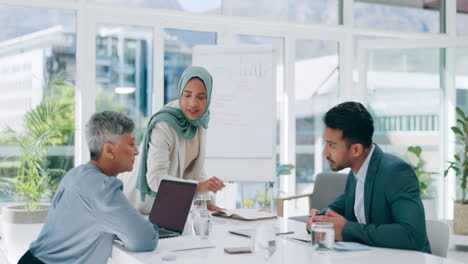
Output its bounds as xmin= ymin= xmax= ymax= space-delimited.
xmin=85 ymin=111 xmax=135 ymax=160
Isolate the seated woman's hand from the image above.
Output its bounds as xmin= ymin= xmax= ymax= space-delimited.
xmin=197 ymin=176 xmax=225 ymax=193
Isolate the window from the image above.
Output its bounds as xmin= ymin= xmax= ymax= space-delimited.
xmin=0 ymin=5 xmax=76 ymax=201
xmin=354 ymin=0 xmax=441 ymax=33
xmin=231 ymin=0 xmax=339 ymax=24
xmin=95 ymin=24 xmax=153 ymax=144
xmin=164 ymin=29 xmax=216 ymax=104
xmin=91 ymin=0 xmax=222 ymax=14
xmin=295 ymin=39 xmax=339 ymax=193
xmin=457 ymin=1 xmax=468 ymax=35
xmin=367 ymin=48 xmax=441 ymax=136
xmin=456 ymin=47 xmax=468 ymax=121
xmin=366 ymin=47 xmax=442 ymax=218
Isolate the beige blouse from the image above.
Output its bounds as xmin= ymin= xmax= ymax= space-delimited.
xmin=184 ymin=127 xmax=200 ymax=172
xmin=119 ymin=101 xmax=209 ymax=214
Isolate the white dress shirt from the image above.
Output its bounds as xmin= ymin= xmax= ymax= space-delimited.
xmin=353 ymin=144 xmax=375 ymax=224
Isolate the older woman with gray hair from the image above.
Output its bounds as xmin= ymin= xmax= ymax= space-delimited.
xmin=19 ymin=111 xmax=159 ymax=264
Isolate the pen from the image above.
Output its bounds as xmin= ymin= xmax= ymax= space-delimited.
xmin=171 ymin=246 xmax=216 ymax=252
xmin=276 ymin=231 xmax=294 ymax=235
xmin=308 ymin=211 xmax=326 ymax=217
xmin=229 ymin=231 xmax=250 ymax=238
xmin=286 ymin=237 xmax=310 ymax=243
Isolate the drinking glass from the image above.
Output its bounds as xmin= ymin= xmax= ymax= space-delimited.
xmin=192 ymin=193 xmax=208 ymax=212
xmin=250 ymin=223 xmax=276 ymax=260
xmin=310 ymin=222 xmax=334 ymax=252
xmin=192 ymin=211 xmax=212 ymax=239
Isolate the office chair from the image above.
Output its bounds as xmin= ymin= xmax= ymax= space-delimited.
xmin=277 ymin=172 xmax=347 ymax=222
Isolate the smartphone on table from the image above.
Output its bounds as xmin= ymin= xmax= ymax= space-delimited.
xmin=224 ymin=247 xmax=252 ymax=254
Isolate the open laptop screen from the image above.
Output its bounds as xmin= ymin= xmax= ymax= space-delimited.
xmin=149 ymin=180 xmax=197 ymax=233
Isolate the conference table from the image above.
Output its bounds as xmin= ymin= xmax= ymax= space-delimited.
xmin=111 ymin=216 xmax=463 ymax=264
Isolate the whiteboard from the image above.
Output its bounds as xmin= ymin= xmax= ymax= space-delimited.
xmin=193 ymin=45 xmax=276 ymax=182
xmin=193 ymin=45 xmax=275 ymax=158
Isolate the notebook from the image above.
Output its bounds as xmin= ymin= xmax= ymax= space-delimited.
xmin=149 ymin=180 xmax=197 ymax=239
xmin=212 ymin=208 xmax=276 ymax=221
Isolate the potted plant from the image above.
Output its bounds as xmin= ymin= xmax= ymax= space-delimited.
xmin=406 ymin=146 xmax=437 ymax=219
xmin=276 ymin=164 xmax=295 ymax=178
xmin=267 ymin=164 xmax=295 ymax=215
xmin=444 ymin=107 xmax=468 ymax=235
xmin=256 ymin=187 xmax=272 ymax=212
xmin=1 ymin=99 xmax=68 ymax=262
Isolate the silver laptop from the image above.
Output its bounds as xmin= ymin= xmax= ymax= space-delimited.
xmin=149 ymin=180 xmax=197 ymax=239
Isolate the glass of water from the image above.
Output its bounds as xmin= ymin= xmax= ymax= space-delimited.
xmin=191 ymin=193 xmax=208 ymax=212
xmin=192 ymin=211 xmax=212 ymax=239
xmin=311 ymin=222 xmax=334 ymax=252
xmin=250 ymin=223 xmax=276 ymax=261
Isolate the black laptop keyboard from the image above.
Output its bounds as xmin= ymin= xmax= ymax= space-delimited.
xmin=158 ymin=229 xmax=179 ymax=239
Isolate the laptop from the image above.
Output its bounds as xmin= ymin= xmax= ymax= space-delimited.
xmin=149 ymin=179 xmax=197 ymax=239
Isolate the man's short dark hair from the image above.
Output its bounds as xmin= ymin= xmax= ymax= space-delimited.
xmin=323 ymin=101 xmax=374 ymax=148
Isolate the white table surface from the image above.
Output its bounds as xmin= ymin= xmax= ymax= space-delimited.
xmin=111 ymin=217 xmax=464 ymax=264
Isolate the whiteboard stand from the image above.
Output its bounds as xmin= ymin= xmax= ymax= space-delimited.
xmin=193 ymin=45 xmax=276 ymax=211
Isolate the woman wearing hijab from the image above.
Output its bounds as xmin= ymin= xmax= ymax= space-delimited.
xmin=121 ymin=66 xmax=225 ymax=213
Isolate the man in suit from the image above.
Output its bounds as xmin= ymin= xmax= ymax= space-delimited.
xmin=306 ymin=101 xmax=431 ymax=253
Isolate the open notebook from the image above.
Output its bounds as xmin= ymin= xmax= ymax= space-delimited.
xmin=212 ymin=208 xmax=276 ymax=221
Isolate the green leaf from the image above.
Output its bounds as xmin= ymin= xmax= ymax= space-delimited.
xmin=451 ymin=127 xmax=464 ymax=137
xmin=276 ymin=163 xmax=295 ymax=176
xmin=463 ymin=160 xmax=468 ymax=167
xmin=407 ymin=146 xmax=422 ymax=156
xmin=456 ymin=107 xmax=466 ymax=120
